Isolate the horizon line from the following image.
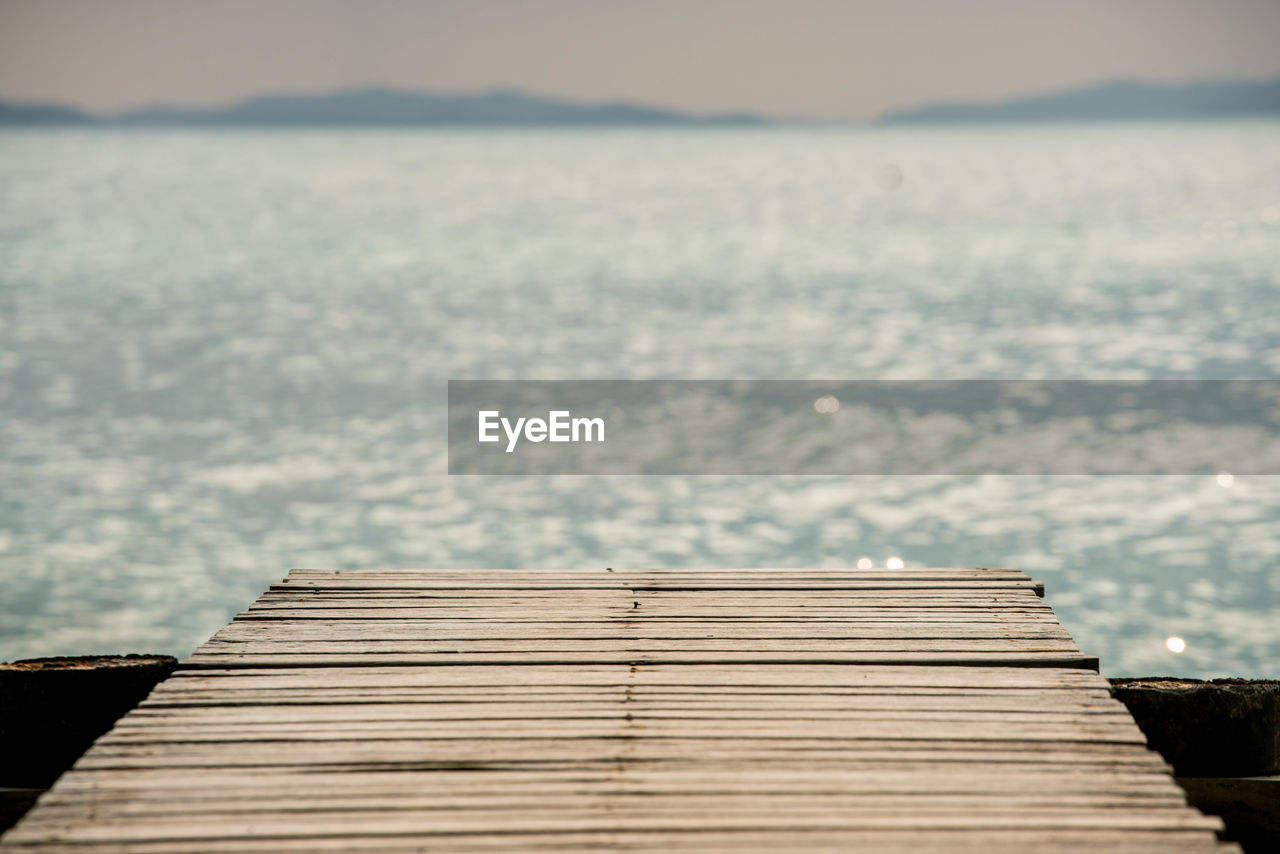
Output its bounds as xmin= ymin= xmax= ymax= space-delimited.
xmin=3 ymin=71 xmax=1280 ymax=126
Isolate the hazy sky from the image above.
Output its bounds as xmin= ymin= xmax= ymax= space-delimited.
xmin=3 ymin=0 xmax=1280 ymax=119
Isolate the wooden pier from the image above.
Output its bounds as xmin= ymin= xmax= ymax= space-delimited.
xmin=2 ymin=568 xmax=1234 ymax=852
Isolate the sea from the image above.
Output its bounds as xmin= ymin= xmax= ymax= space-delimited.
xmin=1 ymin=123 xmax=1278 ymax=677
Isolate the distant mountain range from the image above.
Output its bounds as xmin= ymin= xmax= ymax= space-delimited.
xmin=4 ymin=77 xmax=1280 ymax=127
xmin=881 ymin=76 xmax=1280 ymax=123
xmin=0 ymin=87 xmax=761 ymax=126
xmin=0 ymin=101 xmax=93 ymax=124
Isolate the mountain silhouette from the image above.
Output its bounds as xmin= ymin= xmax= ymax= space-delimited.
xmin=0 ymin=101 xmax=91 ymax=124
xmin=0 ymin=88 xmax=761 ymax=126
xmin=881 ymin=76 xmax=1280 ymax=123
xmin=7 ymin=78 xmax=1279 ymax=127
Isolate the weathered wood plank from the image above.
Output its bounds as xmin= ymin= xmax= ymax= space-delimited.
xmin=270 ymin=580 xmax=1047 ymax=593
xmin=0 ymin=833 xmax=1240 ymax=854
xmin=156 ymin=663 xmax=1115 ymax=687
xmin=0 ymin=568 xmax=1231 ymax=852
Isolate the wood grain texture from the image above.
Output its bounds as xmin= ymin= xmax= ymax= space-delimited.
xmin=0 ymin=568 xmax=1233 ymax=852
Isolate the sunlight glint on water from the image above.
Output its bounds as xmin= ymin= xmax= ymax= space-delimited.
xmin=0 ymin=124 xmax=1278 ymax=677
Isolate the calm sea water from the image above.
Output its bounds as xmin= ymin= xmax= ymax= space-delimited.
xmin=1 ymin=125 xmax=1278 ymax=677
